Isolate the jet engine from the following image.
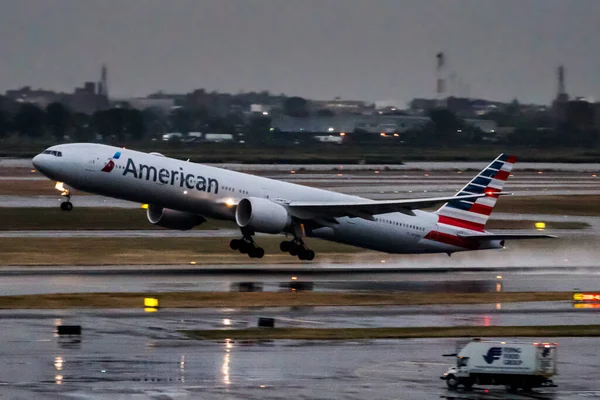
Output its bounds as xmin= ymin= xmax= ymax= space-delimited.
xmin=235 ymin=197 xmax=291 ymax=234
xmin=147 ymin=205 xmax=206 ymax=230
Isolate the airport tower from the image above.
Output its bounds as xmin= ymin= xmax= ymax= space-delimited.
xmin=98 ymin=64 xmax=109 ymax=98
xmin=552 ymin=65 xmax=569 ymax=118
xmin=436 ymin=52 xmax=447 ymax=108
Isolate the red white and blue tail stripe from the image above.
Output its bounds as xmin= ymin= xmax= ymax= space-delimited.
xmin=436 ymin=154 xmax=516 ymax=232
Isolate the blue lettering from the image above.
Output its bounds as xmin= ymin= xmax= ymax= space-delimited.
xmin=123 ymin=158 xmax=138 ymax=178
xmin=158 ymin=168 xmax=169 ymax=184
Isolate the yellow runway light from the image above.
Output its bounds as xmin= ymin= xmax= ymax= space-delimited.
xmin=535 ymin=222 xmax=546 ymax=230
xmin=144 ymin=297 xmax=159 ymax=308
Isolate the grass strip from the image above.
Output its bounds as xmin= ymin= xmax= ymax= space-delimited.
xmin=0 ymin=291 xmax=572 ymax=309
xmin=182 ymin=325 xmax=600 ymax=341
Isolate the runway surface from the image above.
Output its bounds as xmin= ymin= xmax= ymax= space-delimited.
xmin=1 ymin=268 xmax=600 ymax=295
xmin=3 ymin=157 xmax=600 ymax=171
xmin=0 ymin=309 xmax=598 ymax=399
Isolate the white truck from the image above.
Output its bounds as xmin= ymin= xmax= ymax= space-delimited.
xmin=441 ymin=339 xmax=557 ymax=391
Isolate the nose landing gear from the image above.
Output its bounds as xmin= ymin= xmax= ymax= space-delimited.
xmin=55 ymin=182 xmax=73 ymax=211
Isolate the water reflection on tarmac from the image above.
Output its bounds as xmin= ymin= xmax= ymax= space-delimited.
xmin=2 ymin=268 xmax=600 ymax=295
xmin=0 ymin=312 xmax=598 ymax=399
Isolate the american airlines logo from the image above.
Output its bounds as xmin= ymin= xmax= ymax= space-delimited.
xmin=101 ymin=151 xmax=121 ymax=172
xmin=122 ymin=158 xmax=219 ymax=194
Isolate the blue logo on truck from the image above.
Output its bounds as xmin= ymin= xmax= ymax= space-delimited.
xmin=483 ymin=347 xmax=502 ymax=364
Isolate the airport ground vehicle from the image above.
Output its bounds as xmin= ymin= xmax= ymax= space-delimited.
xmin=441 ymin=339 xmax=557 ymax=391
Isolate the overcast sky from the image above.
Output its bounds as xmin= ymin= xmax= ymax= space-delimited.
xmin=0 ymin=0 xmax=599 ymax=105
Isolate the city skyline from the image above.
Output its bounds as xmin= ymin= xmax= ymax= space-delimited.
xmin=1 ymin=0 xmax=599 ymax=105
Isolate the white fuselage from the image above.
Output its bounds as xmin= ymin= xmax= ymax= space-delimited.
xmin=33 ymin=143 xmax=497 ymax=255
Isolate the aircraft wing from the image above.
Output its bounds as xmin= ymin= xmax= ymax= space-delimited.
xmin=458 ymin=234 xmax=557 ymax=241
xmin=287 ymin=193 xmax=488 ymax=220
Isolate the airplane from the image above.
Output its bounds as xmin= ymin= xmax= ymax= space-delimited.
xmin=32 ymin=144 xmax=553 ymax=261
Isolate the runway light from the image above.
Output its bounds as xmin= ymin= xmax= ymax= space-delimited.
xmin=424 ymin=173 xmax=429 ymax=177
xmin=31 ymin=169 xmax=36 ymax=173
xmin=381 ymin=260 xmax=386 ymax=263
xmin=496 ymin=275 xmax=502 ymax=279
xmin=144 ymin=297 xmax=159 ymax=308
xmin=223 ymin=318 xmax=232 ymax=326
xmin=457 ymin=171 xmax=462 ymax=174
xmin=593 ymin=174 xmax=597 ymax=177
xmin=291 ymin=276 xmax=298 ymax=280
xmin=374 ymin=170 xmax=380 ymax=174
xmin=573 ymin=293 xmax=600 ymax=301
xmin=190 ymin=261 xmax=197 ymax=265
xmin=538 ymin=171 xmax=543 ymax=174
xmin=260 ymin=385 xmax=266 ymax=388
xmin=337 ymin=173 xmax=343 ymax=177
xmin=535 ymin=222 xmax=546 ymax=230
xmin=340 ymin=132 xmax=346 ymax=136
xmin=574 ymin=303 xmax=600 ymax=309
xmin=290 ymin=170 xmax=296 ymax=174
xmin=54 ymin=356 xmax=63 ymax=371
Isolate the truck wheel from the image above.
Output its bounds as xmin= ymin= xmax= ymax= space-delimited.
xmin=506 ymin=383 xmax=520 ymax=392
xmin=462 ymin=379 xmax=474 ymax=390
xmin=446 ymin=375 xmax=459 ymax=389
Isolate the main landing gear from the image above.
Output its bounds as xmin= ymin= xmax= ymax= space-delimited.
xmin=230 ymin=231 xmax=265 ymax=259
xmin=55 ymin=182 xmax=73 ymax=211
xmin=279 ymin=239 xmax=315 ymax=261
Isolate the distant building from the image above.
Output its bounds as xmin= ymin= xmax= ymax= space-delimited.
xmin=125 ymin=97 xmax=176 ymax=112
xmin=5 ymin=86 xmax=60 ymax=107
xmin=66 ymin=81 xmax=109 ymax=114
xmin=310 ymin=98 xmax=374 ymax=114
xmin=272 ymin=115 xmax=497 ymax=135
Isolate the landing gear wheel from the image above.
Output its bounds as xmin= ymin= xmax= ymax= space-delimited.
xmin=249 ymin=247 xmax=265 ymax=259
xmin=280 ymin=241 xmax=292 ymax=252
xmin=60 ymin=201 xmax=73 ymax=211
xmin=230 ymin=239 xmax=242 ymax=251
xmin=303 ymin=250 xmax=315 ymax=261
xmin=239 ymin=242 xmax=250 ymax=254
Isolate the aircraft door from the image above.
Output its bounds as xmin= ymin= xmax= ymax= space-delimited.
xmin=86 ymin=156 xmax=100 ymax=171
xmin=429 ymin=224 xmax=440 ymax=241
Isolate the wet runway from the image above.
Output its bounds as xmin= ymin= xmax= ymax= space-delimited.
xmin=1 ymin=268 xmax=600 ymax=295
xmin=0 ymin=309 xmax=598 ymax=399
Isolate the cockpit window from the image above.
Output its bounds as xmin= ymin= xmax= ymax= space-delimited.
xmin=42 ymin=150 xmax=62 ymax=157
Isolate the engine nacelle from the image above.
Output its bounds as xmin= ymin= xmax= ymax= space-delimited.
xmin=147 ymin=205 xmax=206 ymax=230
xmin=235 ymin=197 xmax=291 ymax=234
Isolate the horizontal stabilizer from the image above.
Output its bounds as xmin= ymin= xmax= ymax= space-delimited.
xmin=458 ymin=234 xmax=557 ymax=241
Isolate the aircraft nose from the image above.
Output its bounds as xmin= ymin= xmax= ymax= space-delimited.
xmin=32 ymin=154 xmax=43 ymax=170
